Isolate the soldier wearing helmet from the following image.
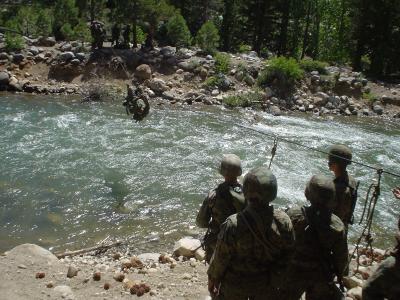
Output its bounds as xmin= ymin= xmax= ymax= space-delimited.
xmin=196 ymin=154 xmax=246 ymax=263
xmin=207 ymin=167 xmax=294 ymax=299
xmin=328 ymin=144 xmax=358 ymax=229
xmin=281 ymin=175 xmax=348 ymax=300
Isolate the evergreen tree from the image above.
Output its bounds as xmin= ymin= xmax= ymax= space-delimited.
xmin=166 ymin=13 xmax=191 ymax=48
xmin=195 ymin=21 xmax=220 ymax=54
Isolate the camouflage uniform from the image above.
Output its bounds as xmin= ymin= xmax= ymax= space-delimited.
xmin=328 ymin=145 xmax=358 ymax=229
xmin=90 ymin=21 xmax=106 ymax=50
xmin=196 ymin=154 xmax=245 ymax=263
xmin=281 ymin=175 xmax=348 ymax=300
xmin=207 ymin=167 xmax=294 ymax=299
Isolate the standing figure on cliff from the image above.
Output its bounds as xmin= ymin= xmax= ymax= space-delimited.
xmin=122 ymin=25 xmax=131 ymax=49
xmin=196 ymin=154 xmax=245 ymax=264
xmin=122 ymin=84 xmax=150 ymax=122
xmin=362 ymin=188 xmax=400 ymax=300
xmin=281 ymin=175 xmax=347 ymax=300
xmin=111 ymin=23 xmax=121 ymax=48
xmin=90 ymin=20 xmax=106 ymax=50
xmin=207 ymin=167 xmax=294 ymax=299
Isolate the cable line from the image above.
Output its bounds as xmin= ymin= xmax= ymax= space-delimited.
xmin=236 ymin=123 xmax=400 ymax=179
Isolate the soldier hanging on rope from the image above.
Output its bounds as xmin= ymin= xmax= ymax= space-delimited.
xmin=123 ymin=85 xmax=150 ymax=122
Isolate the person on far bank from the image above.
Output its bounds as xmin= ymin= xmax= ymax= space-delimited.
xmin=328 ymin=144 xmax=359 ymax=230
xmin=196 ymin=154 xmax=245 ymax=263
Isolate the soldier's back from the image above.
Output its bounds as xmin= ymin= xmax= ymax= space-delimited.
xmin=333 ymin=173 xmax=357 ymax=224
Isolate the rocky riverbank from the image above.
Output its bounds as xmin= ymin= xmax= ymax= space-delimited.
xmin=1 ymin=34 xmax=400 ymax=120
xmin=0 ymin=237 xmax=393 ymax=300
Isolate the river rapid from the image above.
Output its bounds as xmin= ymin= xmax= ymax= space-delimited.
xmin=1 ymin=94 xmax=399 ymax=253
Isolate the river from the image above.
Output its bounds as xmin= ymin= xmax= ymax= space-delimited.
xmin=0 ymin=94 xmax=399 ymax=253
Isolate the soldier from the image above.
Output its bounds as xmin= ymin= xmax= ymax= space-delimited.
xmin=207 ymin=167 xmax=294 ymax=299
xmin=362 ymin=190 xmax=400 ymax=300
xmin=122 ymin=25 xmax=131 ymax=48
xmin=196 ymin=154 xmax=245 ymax=263
xmin=328 ymin=144 xmax=359 ymax=230
xmin=282 ymin=175 xmax=348 ymax=300
xmin=123 ymin=85 xmax=150 ymax=122
xmin=90 ymin=20 xmax=106 ymax=50
xmin=111 ymin=23 xmax=120 ymax=47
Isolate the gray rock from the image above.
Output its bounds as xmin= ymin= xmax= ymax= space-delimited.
xmin=137 ymin=253 xmax=161 ymax=263
xmin=60 ymin=43 xmax=72 ymax=52
xmin=265 ymin=87 xmax=274 ymax=98
xmin=0 ymin=52 xmax=9 ymax=60
xmin=8 ymin=76 xmax=22 ymax=91
xmin=177 ymin=60 xmax=198 ymax=72
xmin=211 ymin=89 xmax=219 ymax=96
xmin=0 ymin=71 xmax=10 ymax=86
xmin=373 ymin=104 xmax=384 ymax=115
xmin=206 ymin=54 xmax=213 ymax=60
xmin=37 ymin=36 xmax=56 ymax=47
xmin=67 ymin=265 xmax=78 ymax=278
xmin=28 ymin=46 xmax=40 ymax=56
xmin=70 ymin=59 xmax=80 ymax=65
xmin=270 ymin=105 xmax=281 ymax=116
xmin=176 ymin=48 xmax=195 ymax=59
xmin=160 ymin=46 xmax=176 ymax=58
xmin=147 ymin=78 xmax=169 ymax=93
xmin=59 ymin=51 xmax=75 ymax=61
xmin=162 ymin=91 xmax=175 ymax=100
xmin=173 ymin=237 xmax=201 ymax=258
xmin=135 ymin=64 xmax=152 ymax=80
xmin=12 ymin=53 xmax=24 ymax=63
xmin=362 ymin=108 xmax=370 ymax=116
xmin=75 ymin=52 xmax=86 ymax=61
xmin=299 ymin=106 xmax=306 ymax=112
xmin=217 ymin=74 xmax=233 ymax=91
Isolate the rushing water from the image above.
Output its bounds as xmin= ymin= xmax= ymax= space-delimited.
xmin=0 ymin=94 xmax=399 ymax=253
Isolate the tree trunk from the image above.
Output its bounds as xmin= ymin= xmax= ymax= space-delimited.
xmin=278 ymin=0 xmax=290 ymax=55
xmin=132 ymin=0 xmax=138 ymax=48
xmin=312 ymin=0 xmax=320 ymax=59
xmin=253 ymin=0 xmax=268 ymax=54
xmin=221 ymin=0 xmax=235 ymax=51
xmin=301 ymin=0 xmax=312 ymax=59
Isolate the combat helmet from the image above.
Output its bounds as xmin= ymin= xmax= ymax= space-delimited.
xmin=243 ymin=167 xmax=277 ymax=203
xmin=328 ymin=144 xmax=352 ymax=166
xmin=305 ymin=175 xmax=336 ymax=210
xmin=219 ymin=154 xmax=242 ymax=177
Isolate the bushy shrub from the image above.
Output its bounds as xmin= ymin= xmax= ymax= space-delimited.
xmin=195 ymin=21 xmax=220 ymax=54
xmin=4 ymin=33 xmax=25 ymax=52
xmin=36 ymin=10 xmax=52 ymax=37
xmin=73 ymin=20 xmax=91 ymax=42
xmin=299 ymin=58 xmax=328 ymax=74
xmin=214 ymin=52 xmax=231 ymax=74
xmin=166 ymin=14 xmax=191 ymax=48
xmin=238 ymin=44 xmax=251 ymax=53
xmin=222 ymin=90 xmax=264 ymax=108
xmin=136 ymin=26 xmax=147 ymax=45
xmin=257 ymin=56 xmax=304 ymax=96
xmin=60 ymin=23 xmax=74 ymax=40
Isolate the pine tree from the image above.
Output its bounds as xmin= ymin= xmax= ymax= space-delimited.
xmin=166 ymin=13 xmax=191 ymax=48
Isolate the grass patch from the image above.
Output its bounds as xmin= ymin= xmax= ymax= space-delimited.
xmin=214 ymin=52 xmax=231 ymax=74
xmin=222 ymin=90 xmax=264 ymax=108
xmin=299 ymin=58 xmax=328 ymax=74
xmin=362 ymin=91 xmax=378 ymax=102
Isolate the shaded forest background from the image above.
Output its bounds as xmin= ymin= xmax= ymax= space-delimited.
xmin=1 ymin=0 xmax=399 ymax=78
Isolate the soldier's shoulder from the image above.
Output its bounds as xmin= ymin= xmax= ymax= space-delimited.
xmin=330 ymin=213 xmax=345 ymax=233
xmin=348 ymin=174 xmax=358 ymax=188
xmin=218 ymin=214 xmax=239 ymax=242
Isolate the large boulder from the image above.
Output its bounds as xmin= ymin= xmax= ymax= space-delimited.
xmin=60 ymin=43 xmax=72 ymax=52
xmin=147 ymin=78 xmax=169 ymax=94
xmin=12 ymin=53 xmax=24 ymax=64
xmin=28 ymin=46 xmax=40 ymax=56
xmin=8 ymin=76 xmax=23 ymax=92
xmin=0 ymin=71 xmax=10 ymax=86
xmin=160 ymin=46 xmax=176 ymax=58
xmin=135 ymin=64 xmax=152 ymax=80
xmin=381 ymin=94 xmax=400 ymax=106
xmin=37 ymin=36 xmax=56 ymax=47
xmin=59 ymin=51 xmax=75 ymax=61
xmin=173 ymin=237 xmax=201 ymax=258
xmin=4 ymin=243 xmax=59 ymax=265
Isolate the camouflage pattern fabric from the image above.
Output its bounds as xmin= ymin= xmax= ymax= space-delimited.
xmin=207 ymin=204 xmax=294 ymax=299
xmin=280 ymin=206 xmax=347 ymax=300
xmin=333 ymin=171 xmax=358 ymax=228
xmin=196 ymin=182 xmax=245 ymax=263
xmin=362 ymin=255 xmax=400 ymax=300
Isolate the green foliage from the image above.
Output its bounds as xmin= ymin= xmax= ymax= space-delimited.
xmin=60 ymin=23 xmax=75 ymax=41
xmin=238 ymin=44 xmax=251 ymax=53
xmin=204 ymin=76 xmax=219 ymax=88
xmin=257 ymin=56 xmax=304 ymax=96
xmin=36 ymin=9 xmax=52 ymax=37
xmin=299 ymin=58 xmax=328 ymax=75
xmin=136 ymin=26 xmax=147 ymax=45
xmin=362 ymin=91 xmax=378 ymax=102
xmin=166 ymin=14 xmax=191 ymax=48
xmin=214 ymin=52 xmax=231 ymax=74
xmin=4 ymin=33 xmax=25 ymax=52
xmin=73 ymin=20 xmax=91 ymax=42
xmin=222 ymin=90 xmax=264 ymax=108
xmin=195 ymin=21 xmax=220 ymax=54
xmin=53 ymin=0 xmax=79 ymax=39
